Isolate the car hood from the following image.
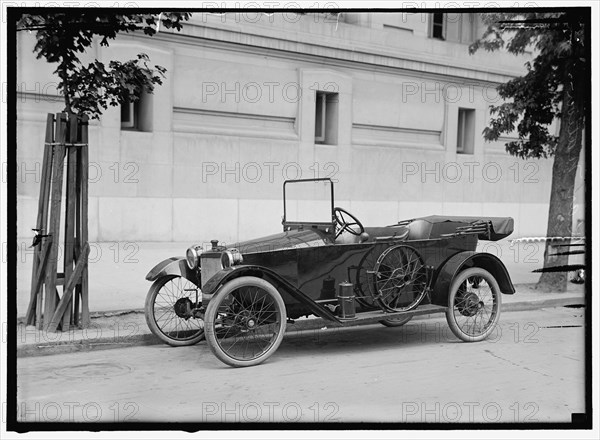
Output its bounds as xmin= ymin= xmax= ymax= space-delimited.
xmin=225 ymin=229 xmax=329 ymax=254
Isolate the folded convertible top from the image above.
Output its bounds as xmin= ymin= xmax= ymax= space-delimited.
xmin=393 ymin=215 xmax=514 ymax=241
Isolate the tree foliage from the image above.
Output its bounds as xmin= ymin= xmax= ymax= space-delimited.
xmin=17 ymin=12 xmax=191 ymax=118
xmin=469 ymin=12 xmax=586 ymax=159
xmin=470 ymin=11 xmax=587 ymax=292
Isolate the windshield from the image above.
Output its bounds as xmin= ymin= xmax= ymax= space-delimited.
xmin=283 ymin=178 xmax=334 ymax=227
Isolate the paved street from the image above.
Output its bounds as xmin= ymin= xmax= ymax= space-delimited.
xmin=16 ymin=306 xmax=585 ymax=424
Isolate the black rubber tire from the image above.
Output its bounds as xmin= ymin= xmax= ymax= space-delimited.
xmin=445 ymin=268 xmax=502 ymax=342
xmin=144 ymin=275 xmax=204 ymax=346
xmin=205 ymin=276 xmax=287 ymax=368
xmin=379 ymin=315 xmax=413 ymax=327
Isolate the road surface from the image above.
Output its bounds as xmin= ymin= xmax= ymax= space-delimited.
xmin=15 ymin=306 xmax=585 ymax=423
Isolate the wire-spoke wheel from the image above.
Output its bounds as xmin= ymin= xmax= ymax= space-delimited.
xmin=145 ymin=275 xmax=204 ymax=346
xmin=372 ymin=245 xmax=427 ymax=312
xmin=446 ymin=267 xmax=502 ymax=342
xmin=379 ymin=315 xmax=413 ymax=327
xmin=205 ymin=277 xmax=286 ymax=367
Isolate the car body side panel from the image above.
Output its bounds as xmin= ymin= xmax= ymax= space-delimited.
xmin=296 ymin=243 xmax=373 ymax=300
xmin=182 ymin=226 xmax=509 ymax=317
xmin=205 ymin=235 xmax=483 ymax=310
xmin=431 ymin=251 xmax=516 ymax=307
xmin=202 ymin=265 xmax=342 ymax=322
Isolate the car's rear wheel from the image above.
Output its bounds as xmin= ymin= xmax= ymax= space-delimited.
xmin=205 ymin=277 xmax=287 ymax=367
xmin=445 ymin=267 xmax=502 ymax=342
xmin=145 ymin=275 xmax=205 ymax=346
xmin=379 ymin=315 xmax=413 ymax=327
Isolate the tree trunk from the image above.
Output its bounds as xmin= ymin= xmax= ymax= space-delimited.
xmin=58 ymin=64 xmax=72 ymax=114
xmin=536 ymin=78 xmax=584 ymax=292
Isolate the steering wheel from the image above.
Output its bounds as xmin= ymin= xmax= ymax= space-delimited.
xmin=334 ymin=207 xmax=365 ymax=239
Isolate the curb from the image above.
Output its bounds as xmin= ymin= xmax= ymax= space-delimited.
xmin=16 ymin=334 xmax=163 ymax=358
xmin=16 ymin=294 xmax=585 ymax=358
xmin=501 ymin=296 xmax=584 ymax=312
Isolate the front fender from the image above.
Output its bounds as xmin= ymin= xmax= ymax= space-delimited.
xmin=145 ymin=257 xmax=199 ymax=284
xmin=431 ymin=251 xmax=515 ymax=307
xmin=202 ymin=265 xmax=341 ymax=323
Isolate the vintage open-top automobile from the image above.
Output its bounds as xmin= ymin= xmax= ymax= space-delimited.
xmin=145 ymin=178 xmax=515 ymax=367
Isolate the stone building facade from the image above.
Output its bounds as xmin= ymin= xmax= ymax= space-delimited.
xmin=16 ymin=12 xmax=585 ymax=243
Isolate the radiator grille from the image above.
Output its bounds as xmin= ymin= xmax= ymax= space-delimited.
xmin=200 ymin=252 xmax=222 ymax=290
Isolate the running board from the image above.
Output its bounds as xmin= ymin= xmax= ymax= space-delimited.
xmin=285 ymin=304 xmax=447 ymax=332
xmin=338 ymin=304 xmax=447 ymax=325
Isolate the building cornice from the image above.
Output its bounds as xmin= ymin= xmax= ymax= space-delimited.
xmin=139 ymin=17 xmax=527 ymax=86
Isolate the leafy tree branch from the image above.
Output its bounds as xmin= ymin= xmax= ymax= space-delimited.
xmin=470 ymin=11 xmax=587 ymax=292
xmin=17 ymin=12 xmax=191 ymax=118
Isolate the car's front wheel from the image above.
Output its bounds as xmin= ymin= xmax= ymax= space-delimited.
xmin=445 ymin=268 xmax=502 ymax=342
xmin=144 ymin=275 xmax=205 ymax=346
xmin=205 ymin=276 xmax=287 ymax=367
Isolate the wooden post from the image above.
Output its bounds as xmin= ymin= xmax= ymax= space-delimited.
xmin=80 ymin=116 xmax=90 ymax=327
xmin=31 ymin=238 xmax=53 ymax=308
xmin=61 ymin=116 xmax=78 ymax=330
xmin=27 ymin=112 xmax=91 ymax=331
xmin=73 ymin=117 xmax=83 ymax=326
xmin=47 ymin=243 xmax=90 ymax=333
xmin=26 ymin=114 xmax=54 ymax=325
xmin=43 ymin=113 xmax=67 ymax=331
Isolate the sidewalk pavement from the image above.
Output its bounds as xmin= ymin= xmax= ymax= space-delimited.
xmin=14 ymin=240 xmax=586 ymax=357
xmin=15 ymin=285 xmax=585 ymax=358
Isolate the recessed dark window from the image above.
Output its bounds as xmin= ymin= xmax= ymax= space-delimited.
xmin=315 ymin=91 xmax=339 ymax=145
xmin=457 ymin=108 xmax=475 ymax=154
xmin=120 ymin=100 xmax=137 ymax=129
xmin=120 ymin=93 xmax=153 ymax=132
xmin=431 ymin=13 xmax=445 ymax=40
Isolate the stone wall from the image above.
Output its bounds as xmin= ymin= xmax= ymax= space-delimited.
xmin=16 ymin=12 xmax=585 ymax=244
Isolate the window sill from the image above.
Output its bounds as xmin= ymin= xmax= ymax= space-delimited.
xmin=120 ymin=128 xmax=154 ymax=135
